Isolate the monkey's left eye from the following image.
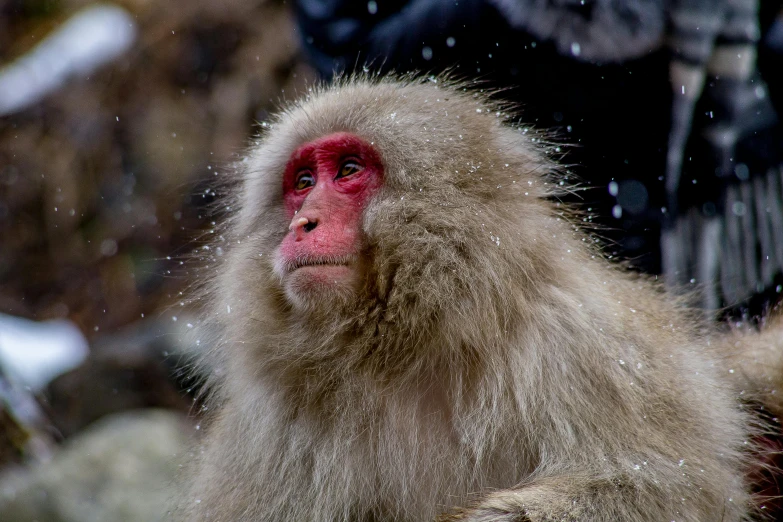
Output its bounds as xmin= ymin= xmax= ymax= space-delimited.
xmin=295 ymin=171 xmax=315 ymax=191
xmin=335 ymin=160 xmax=363 ymax=180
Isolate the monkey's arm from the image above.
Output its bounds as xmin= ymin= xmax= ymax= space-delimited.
xmin=440 ymin=476 xmax=626 ymax=521
xmin=439 ymin=472 xmax=709 ymax=522
xmin=434 ymin=287 xmax=748 ymax=522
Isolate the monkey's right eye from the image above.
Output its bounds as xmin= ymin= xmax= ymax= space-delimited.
xmin=294 ymin=171 xmax=315 ymax=191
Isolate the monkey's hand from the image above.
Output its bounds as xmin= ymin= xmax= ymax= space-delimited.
xmin=437 ymin=477 xmax=631 ymax=522
xmin=438 ymin=489 xmax=578 ymax=522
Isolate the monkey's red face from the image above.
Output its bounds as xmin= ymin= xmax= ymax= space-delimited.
xmin=274 ymin=132 xmax=383 ymax=306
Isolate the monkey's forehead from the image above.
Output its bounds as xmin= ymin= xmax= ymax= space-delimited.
xmin=278 ymin=80 xmax=502 ymax=149
xmin=264 ymin=80 xmax=541 ymax=176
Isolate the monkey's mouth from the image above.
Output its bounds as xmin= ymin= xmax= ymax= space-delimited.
xmin=283 ymin=255 xmax=355 ymax=273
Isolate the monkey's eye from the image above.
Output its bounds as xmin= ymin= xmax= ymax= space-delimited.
xmin=335 ymin=159 xmax=363 ymax=180
xmin=294 ymin=171 xmax=315 ymax=191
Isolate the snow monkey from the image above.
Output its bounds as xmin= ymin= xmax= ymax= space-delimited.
xmin=176 ymin=77 xmax=764 ymax=521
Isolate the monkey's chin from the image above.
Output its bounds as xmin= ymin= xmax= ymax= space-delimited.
xmin=282 ymin=265 xmax=359 ymax=311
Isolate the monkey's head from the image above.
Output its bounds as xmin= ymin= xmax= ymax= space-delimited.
xmin=213 ymin=77 xmax=564 ymax=376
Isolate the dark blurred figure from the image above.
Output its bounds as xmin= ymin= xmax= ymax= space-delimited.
xmin=294 ymin=0 xmax=783 ymax=312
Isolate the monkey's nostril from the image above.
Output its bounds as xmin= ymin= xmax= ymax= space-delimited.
xmin=303 ymin=221 xmax=317 ymax=233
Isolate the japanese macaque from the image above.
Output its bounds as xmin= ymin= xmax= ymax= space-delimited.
xmin=177 ymin=77 xmax=766 ymax=521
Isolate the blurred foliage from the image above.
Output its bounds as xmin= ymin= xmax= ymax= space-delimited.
xmin=0 ymin=0 xmax=314 ymax=338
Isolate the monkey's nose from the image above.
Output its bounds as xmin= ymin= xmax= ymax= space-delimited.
xmin=290 ymin=216 xmax=318 ymax=240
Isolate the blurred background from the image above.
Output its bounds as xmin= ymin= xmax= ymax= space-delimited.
xmin=1 ymin=0 xmax=783 ymax=520
xmin=0 ymin=1 xmax=312 ymax=520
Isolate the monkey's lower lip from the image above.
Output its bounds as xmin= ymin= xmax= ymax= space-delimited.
xmin=286 ymin=256 xmax=355 ymax=272
xmin=292 ymin=262 xmax=350 ymax=271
